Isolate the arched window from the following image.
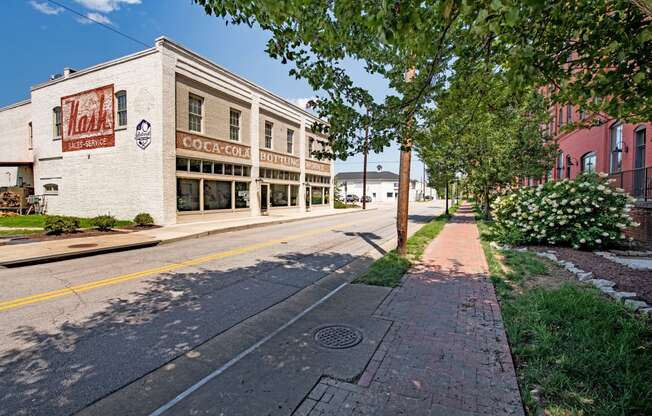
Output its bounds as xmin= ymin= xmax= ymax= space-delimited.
xmin=43 ymin=183 xmax=59 ymax=195
xmin=556 ymin=153 xmax=564 ymax=179
xmin=53 ymin=107 xmax=62 ymax=138
xmin=566 ymin=155 xmax=572 ymax=178
xmin=610 ymin=122 xmax=623 ymax=173
xmin=116 ymin=90 xmax=127 ymax=126
xmin=581 ymin=152 xmax=596 ymax=173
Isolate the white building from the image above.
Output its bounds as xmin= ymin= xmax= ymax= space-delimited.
xmin=334 ymin=171 xmax=436 ymax=202
xmin=0 ymin=37 xmax=334 ymax=224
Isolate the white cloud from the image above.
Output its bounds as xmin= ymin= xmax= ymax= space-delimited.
xmin=290 ymin=97 xmax=316 ymax=110
xmin=74 ymin=0 xmax=141 ymax=13
xmin=77 ymin=12 xmax=112 ymax=25
xmin=30 ymin=1 xmax=64 ymax=15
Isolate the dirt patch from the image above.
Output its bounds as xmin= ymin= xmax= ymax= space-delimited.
xmin=521 ymin=258 xmax=578 ymax=292
xmin=529 ymin=246 xmax=652 ymax=304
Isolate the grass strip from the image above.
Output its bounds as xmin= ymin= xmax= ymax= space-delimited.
xmin=353 ymin=203 xmax=458 ymax=287
xmin=0 ymin=214 xmax=132 ymax=229
xmin=478 ymin=217 xmax=652 ymax=416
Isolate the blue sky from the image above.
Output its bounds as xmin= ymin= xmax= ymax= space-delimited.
xmin=3 ymin=0 xmax=426 ymax=177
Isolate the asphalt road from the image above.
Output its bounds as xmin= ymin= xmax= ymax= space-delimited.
xmin=0 ymin=201 xmax=443 ymax=416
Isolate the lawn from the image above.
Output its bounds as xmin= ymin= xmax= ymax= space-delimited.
xmin=478 ymin=219 xmax=652 ymax=416
xmin=353 ymin=203 xmax=458 ymax=287
xmin=0 ymin=214 xmax=132 ymax=229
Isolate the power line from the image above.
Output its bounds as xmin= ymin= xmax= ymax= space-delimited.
xmin=47 ymin=0 xmax=150 ymax=48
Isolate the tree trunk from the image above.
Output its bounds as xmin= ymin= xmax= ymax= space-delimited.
xmin=445 ymin=181 xmax=449 ymax=216
xmin=483 ymin=187 xmax=491 ymax=220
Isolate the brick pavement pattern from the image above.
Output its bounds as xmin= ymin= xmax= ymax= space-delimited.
xmin=294 ymin=205 xmax=524 ymax=416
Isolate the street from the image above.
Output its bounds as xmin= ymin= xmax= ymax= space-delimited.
xmin=0 ymin=202 xmax=442 ymax=416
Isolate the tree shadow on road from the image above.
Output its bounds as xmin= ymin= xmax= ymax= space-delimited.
xmin=0 ymin=250 xmax=366 ymax=416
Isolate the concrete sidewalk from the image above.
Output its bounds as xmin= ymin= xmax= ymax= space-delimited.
xmin=0 ymin=208 xmax=365 ymax=267
xmin=296 ymin=204 xmax=524 ymax=415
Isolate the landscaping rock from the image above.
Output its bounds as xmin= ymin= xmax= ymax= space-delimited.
xmin=589 ymin=279 xmax=616 ymax=289
xmin=614 ymin=292 xmax=638 ymax=301
xmin=576 ymin=271 xmax=593 ymax=281
xmin=624 ymin=300 xmax=649 ymax=311
xmin=639 ymin=308 xmax=652 ymax=318
xmin=599 ymin=287 xmax=616 ymax=296
xmin=534 ymin=252 xmax=558 ymax=262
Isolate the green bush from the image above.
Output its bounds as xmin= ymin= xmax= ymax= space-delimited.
xmin=44 ymin=215 xmax=80 ymax=234
xmin=492 ymin=172 xmax=638 ymax=249
xmin=133 ymin=212 xmax=154 ymax=226
xmin=91 ymin=215 xmax=117 ymax=231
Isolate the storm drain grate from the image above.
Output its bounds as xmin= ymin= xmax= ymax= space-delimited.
xmin=314 ymin=325 xmax=363 ymax=349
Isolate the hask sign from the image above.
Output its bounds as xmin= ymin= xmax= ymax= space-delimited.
xmin=61 ymin=84 xmax=115 ymax=152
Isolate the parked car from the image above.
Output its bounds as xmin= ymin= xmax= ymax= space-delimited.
xmin=346 ymin=194 xmax=360 ymax=202
xmin=362 ymin=196 xmax=372 ymax=203
xmin=423 ymin=195 xmax=434 ymax=201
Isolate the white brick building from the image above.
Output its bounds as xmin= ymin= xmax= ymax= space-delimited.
xmin=334 ymin=171 xmax=437 ymax=203
xmin=0 ymin=37 xmax=334 ymax=224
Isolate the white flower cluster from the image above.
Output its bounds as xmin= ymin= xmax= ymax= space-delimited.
xmin=492 ymin=173 xmax=638 ymax=249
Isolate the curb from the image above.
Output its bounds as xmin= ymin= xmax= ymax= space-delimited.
xmin=0 ymin=208 xmax=377 ymax=267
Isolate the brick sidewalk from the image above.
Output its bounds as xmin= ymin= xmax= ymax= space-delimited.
xmin=294 ymin=204 xmax=524 ymax=416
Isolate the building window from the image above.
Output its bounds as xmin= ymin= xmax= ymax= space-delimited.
xmin=28 ymin=122 xmax=33 ymax=150
xmin=264 ymin=121 xmax=273 ymax=149
xmin=53 ymin=106 xmax=62 ymax=138
xmin=235 ymin=182 xmax=250 ymax=208
xmin=387 ymin=192 xmax=393 ymax=198
xmin=635 ymin=127 xmax=646 ymax=169
xmin=189 ymin=94 xmax=203 ymax=132
xmin=116 ymin=90 xmax=127 ymax=127
xmin=579 ymin=108 xmax=587 ymax=120
xmin=566 ymin=104 xmax=572 ymax=123
xmin=558 ymin=107 xmax=563 ymax=128
xmin=287 ymin=129 xmax=294 ymax=154
xmin=271 ymin=183 xmax=289 ymax=207
xmin=556 ymin=153 xmax=564 ymax=179
xmin=311 ymin=187 xmax=324 ymax=205
xmin=229 ymin=109 xmax=240 ymax=141
xmin=204 ymin=180 xmax=232 ymax=210
xmin=566 ymin=155 xmax=572 ymax=178
xmin=177 ymin=178 xmax=200 ymax=211
xmin=308 ymin=138 xmax=314 ymax=157
xmin=581 ymin=152 xmax=596 ymax=173
xmin=610 ymin=123 xmax=623 ymax=173
xmin=43 ymin=183 xmax=59 ymax=195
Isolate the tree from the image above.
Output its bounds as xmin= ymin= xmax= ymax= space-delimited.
xmin=416 ymin=61 xmax=557 ymax=219
xmin=194 ymin=0 xmax=461 ymax=255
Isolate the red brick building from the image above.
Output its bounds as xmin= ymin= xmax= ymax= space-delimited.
xmin=545 ymin=102 xmax=652 ymax=242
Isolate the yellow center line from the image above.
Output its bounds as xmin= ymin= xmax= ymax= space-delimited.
xmin=0 ymin=218 xmax=376 ymax=313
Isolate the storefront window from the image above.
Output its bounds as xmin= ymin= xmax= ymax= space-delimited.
xmin=204 ymin=180 xmax=232 ymax=210
xmin=234 ymin=165 xmax=242 ymax=176
xmin=177 ymin=178 xmax=200 ymax=211
xmin=235 ymin=182 xmax=249 ymax=208
xmin=312 ymin=187 xmax=323 ymax=205
xmin=214 ymin=163 xmax=223 ymax=175
xmin=189 ymin=159 xmax=201 ymax=173
xmin=224 ymin=164 xmax=232 ymax=175
xmin=290 ymin=185 xmax=299 ymax=206
xmin=271 ymin=184 xmax=289 ymax=207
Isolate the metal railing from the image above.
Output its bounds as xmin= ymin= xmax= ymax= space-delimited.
xmin=608 ymin=167 xmax=652 ymax=201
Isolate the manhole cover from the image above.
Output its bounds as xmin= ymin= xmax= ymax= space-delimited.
xmin=314 ymin=325 xmax=363 ymax=349
xmin=68 ymin=243 xmax=98 ymax=248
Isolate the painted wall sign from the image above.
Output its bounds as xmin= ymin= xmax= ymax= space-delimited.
xmin=135 ymin=119 xmax=152 ymax=149
xmin=176 ymin=131 xmax=251 ymax=160
xmin=259 ymin=150 xmax=300 ymax=169
xmin=306 ymin=159 xmax=331 ymax=173
xmin=61 ymin=84 xmax=115 ymax=152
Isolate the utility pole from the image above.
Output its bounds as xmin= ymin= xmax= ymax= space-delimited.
xmin=445 ymin=181 xmax=449 ymax=216
xmin=396 ymin=68 xmax=416 ymax=256
xmin=362 ymin=109 xmax=369 ymax=210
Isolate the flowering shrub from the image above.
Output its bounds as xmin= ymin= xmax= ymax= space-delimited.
xmin=492 ymin=173 xmax=638 ymax=249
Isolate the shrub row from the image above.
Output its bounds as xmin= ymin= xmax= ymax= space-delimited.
xmin=44 ymin=212 xmax=155 ymax=234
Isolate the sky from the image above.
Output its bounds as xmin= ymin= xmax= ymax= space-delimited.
xmin=2 ymin=0 xmax=427 ymax=179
